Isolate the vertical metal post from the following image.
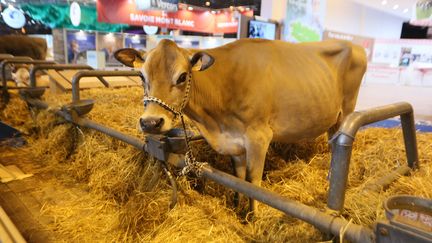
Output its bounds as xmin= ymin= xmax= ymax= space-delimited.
xmin=327 ymin=134 xmax=354 ymax=212
xmin=400 ymin=112 xmax=418 ymax=169
xmin=326 ymin=102 xmax=419 ymax=213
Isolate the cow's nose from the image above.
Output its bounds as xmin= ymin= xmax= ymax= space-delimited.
xmin=140 ymin=117 xmax=164 ymax=133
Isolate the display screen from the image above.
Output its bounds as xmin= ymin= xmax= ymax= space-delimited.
xmin=248 ymin=20 xmax=276 ymax=40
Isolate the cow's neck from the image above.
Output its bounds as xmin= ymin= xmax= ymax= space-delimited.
xmin=183 ymin=74 xmax=224 ymax=133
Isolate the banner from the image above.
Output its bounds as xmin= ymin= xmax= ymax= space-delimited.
xmin=97 ymin=33 xmax=123 ymax=65
xmin=136 ymin=0 xmax=178 ymax=12
xmin=66 ymin=31 xmax=96 ymax=64
xmin=410 ymin=0 xmax=432 ymax=26
xmin=97 ymin=0 xmax=253 ymax=33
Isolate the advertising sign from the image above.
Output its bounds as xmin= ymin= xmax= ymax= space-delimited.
xmin=96 ymin=33 xmax=123 ymax=65
xmin=323 ymin=30 xmax=375 ymax=61
xmin=284 ymin=0 xmax=326 ymax=42
xmin=372 ymin=39 xmax=432 ymax=67
xmin=125 ymin=35 xmax=147 ymax=50
xmin=411 ymin=0 xmax=432 ymax=26
xmin=66 ymin=31 xmax=96 ymax=64
xmin=135 ymin=0 xmax=178 ymax=12
xmin=97 ymin=0 xmax=253 ymax=33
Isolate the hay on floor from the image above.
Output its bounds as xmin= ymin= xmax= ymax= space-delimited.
xmin=1 ymin=88 xmax=431 ymax=242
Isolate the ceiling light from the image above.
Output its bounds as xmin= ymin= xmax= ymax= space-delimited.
xmin=205 ymin=1 xmax=210 ymax=6
xmin=403 ymin=8 xmax=409 ymax=13
xmin=393 ymin=4 xmax=399 ymax=10
xmin=381 ymin=0 xmax=387 ymax=5
xmin=187 ymin=6 xmax=193 ymax=11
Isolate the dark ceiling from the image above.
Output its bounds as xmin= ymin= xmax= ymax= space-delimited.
xmin=181 ymin=0 xmax=261 ymax=10
xmin=9 ymin=0 xmax=261 ymax=13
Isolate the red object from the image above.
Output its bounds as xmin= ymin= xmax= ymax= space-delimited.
xmin=97 ymin=0 xmax=253 ymax=33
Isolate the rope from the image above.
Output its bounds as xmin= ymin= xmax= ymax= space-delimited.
xmin=143 ymin=72 xmax=207 ymax=176
xmin=339 ymin=218 xmax=353 ymax=243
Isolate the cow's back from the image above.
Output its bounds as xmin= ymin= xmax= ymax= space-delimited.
xmin=0 ymin=35 xmax=47 ymax=60
xmin=200 ymin=39 xmax=366 ymax=142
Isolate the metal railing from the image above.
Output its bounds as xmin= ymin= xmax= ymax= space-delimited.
xmin=29 ymin=64 xmax=110 ymax=89
xmin=327 ymin=102 xmax=418 ymax=212
xmin=1 ymin=58 xmax=56 ymax=103
xmin=71 ymin=70 xmax=142 ymax=102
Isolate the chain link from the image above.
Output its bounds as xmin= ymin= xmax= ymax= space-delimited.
xmin=143 ymin=72 xmax=207 ymax=176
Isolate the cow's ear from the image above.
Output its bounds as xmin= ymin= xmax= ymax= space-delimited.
xmin=190 ymin=52 xmax=214 ymax=71
xmin=114 ymin=48 xmax=145 ymax=68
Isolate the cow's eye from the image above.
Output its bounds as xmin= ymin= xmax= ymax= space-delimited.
xmin=176 ymin=72 xmax=187 ymax=85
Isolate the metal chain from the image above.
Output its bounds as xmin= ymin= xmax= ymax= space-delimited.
xmin=143 ymin=72 xmax=207 ymax=176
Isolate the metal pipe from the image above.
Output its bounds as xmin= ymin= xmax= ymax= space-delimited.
xmin=76 ymin=118 xmax=146 ymax=151
xmin=363 ymin=165 xmax=411 ymax=192
xmin=71 ymin=70 xmax=143 ymax=102
xmin=1 ymin=59 xmax=56 ymax=102
xmin=25 ymin=97 xmax=145 ymax=150
xmin=327 ymin=102 xmax=419 ymax=212
xmin=201 ymin=165 xmax=374 ymax=243
xmin=0 ymin=54 xmax=14 ymax=61
xmin=29 ymin=64 xmax=94 ymax=88
xmin=400 ymin=112 xmax=418 ymax=169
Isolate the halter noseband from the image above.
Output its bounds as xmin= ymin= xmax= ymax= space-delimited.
xmin=141 ymin=71 xmax=206 ymax=175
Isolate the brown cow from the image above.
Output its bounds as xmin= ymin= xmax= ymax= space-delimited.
xmin=115 ymin=39 xmax=367 ymax=212
xmin=0 ymin=35 xmax=47 ymax=60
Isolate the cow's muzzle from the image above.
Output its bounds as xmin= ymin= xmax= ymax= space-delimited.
xmin=140 ymin=117 xmax=165 ymax=133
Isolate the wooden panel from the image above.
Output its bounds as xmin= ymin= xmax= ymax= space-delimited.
xmin=35 ymin=75 xmax=50 ymax=87
xmin=45 ymin=70 xmax=71 ymax=90
xmin=0 ymin=190 xmax=53 ymax=242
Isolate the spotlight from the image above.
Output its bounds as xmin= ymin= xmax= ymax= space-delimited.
xmin=205 ymin=1 xmax=210 ymax=6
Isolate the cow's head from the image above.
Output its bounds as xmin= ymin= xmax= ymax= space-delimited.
xmin=114 ymin=39 xmax=214 ymax=134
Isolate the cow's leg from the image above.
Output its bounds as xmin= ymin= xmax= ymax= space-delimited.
xmin=327 ymin=110 xmax=343 ymax=141
xmin=231 ymin=154 xmax=246 ymax=207
xmin=245 ymin=126 xmax=273 ymax=213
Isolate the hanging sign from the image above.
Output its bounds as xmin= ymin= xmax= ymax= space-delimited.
xmin=70 ymin=2 xmax=81 ymax=27
xmin=97 ymin=0 xmax=253 ymax=33
xmin=136 ymin=0 xmax=179 ymax=12
xmin=2 ymin=7 xmax=26 ymax=29
xmin=143 ymin=25 xmax=159 ymax=35
xmin=284 ymin=0 xmax=326 ymax=42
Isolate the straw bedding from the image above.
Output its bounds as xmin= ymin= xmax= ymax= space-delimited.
xmin=1 ymin=87 xmax=431 ymax=242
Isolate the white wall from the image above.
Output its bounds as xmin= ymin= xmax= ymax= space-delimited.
xmin=325 ymin=0 xmax=405 ymax=39
xmin=260 ymin=0 xmax=287 ymax=21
